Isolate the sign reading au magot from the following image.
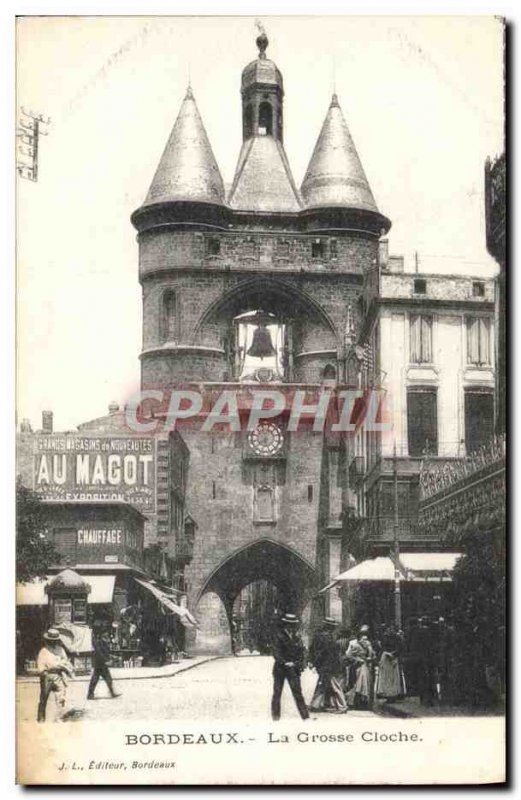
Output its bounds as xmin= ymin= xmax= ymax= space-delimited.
xmin=33 ymin=435 xmax=156 ymax=513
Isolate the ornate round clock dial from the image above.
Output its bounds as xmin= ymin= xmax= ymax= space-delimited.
xmin=248 ymin=422 xmax=284 ymax=456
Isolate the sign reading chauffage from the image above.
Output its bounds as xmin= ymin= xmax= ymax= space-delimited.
xmin=33 ymin=435 xmax=156 ymax=511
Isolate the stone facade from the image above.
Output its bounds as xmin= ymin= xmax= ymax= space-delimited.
xmin=129 ymin=33 xmax=390 ymax=652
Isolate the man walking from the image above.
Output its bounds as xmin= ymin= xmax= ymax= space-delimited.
xmin=36 ymin=628 xmax=74 ymax=722
xmin=270 ymin=613 xmax=309 ymax=721
xmin=87 ymin=630 xmax=121 ymax=700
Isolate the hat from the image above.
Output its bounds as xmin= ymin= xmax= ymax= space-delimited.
xmin=281 ymin=613 xmax=299 ymax=625
xmin=323 ymin=617 xmax=337 ymax=627
xmin=43 ymin=628 xmax=61 ymax=642
xmin=359 ymin=624 xmax=370 ymax=634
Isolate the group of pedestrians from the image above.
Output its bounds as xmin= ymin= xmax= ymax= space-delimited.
xmin=270 ymin=613 xmax=407 ymax=720
xmin=308 ymin=618 xmax=405 ymax=713
xmin=36 ymin=627 xmax=120 ymax=722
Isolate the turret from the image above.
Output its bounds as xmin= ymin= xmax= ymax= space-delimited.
xmin=301 ymin=94 xmax=390 ymax=234
xmin=132 ymin=86 xmax=228 ymax=232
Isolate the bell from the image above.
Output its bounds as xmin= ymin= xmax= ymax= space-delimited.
xmin=247 ymin=324 xmax=276 ymax=360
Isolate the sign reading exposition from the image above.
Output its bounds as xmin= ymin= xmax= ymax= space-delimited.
xmin=33 ymin=434 xmax=156 ymax=512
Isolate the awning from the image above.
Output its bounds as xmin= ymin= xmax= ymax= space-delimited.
xmin=134 ymin=578 xmax=198 ymax=628
xmin=320 ymin=552 xmax=462 ymax=592
xmin=16 ymin=575 xmax=116 ymax=606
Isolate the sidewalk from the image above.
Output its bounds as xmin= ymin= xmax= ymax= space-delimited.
xmin=375 ymin=696 xmax=506 ymax=718
xmin=17 ymin=655 xmax=220 ymax=684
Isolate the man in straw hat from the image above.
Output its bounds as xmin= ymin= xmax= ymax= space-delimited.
xmin=36 ymin=628 xmax=74 ymax=722
xmin=270 ymin=613 xmax=309 ymax=721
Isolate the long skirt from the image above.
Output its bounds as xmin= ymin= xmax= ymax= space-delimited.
xmin=376 ymin=652 xmax=406 ymax=699
xmin=309 ymin=674 xmax=347 ymax=712
xmin=346 ymin=663 xmax=373 ymax=708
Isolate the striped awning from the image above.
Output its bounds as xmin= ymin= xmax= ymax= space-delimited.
xmin=320 ymin=553 xmax=462 ymax=593
xmin=133 ymin=578 xmax=198 ymax=628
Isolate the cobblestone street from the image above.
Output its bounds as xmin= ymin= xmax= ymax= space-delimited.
xmin=17 ymin=656 xmax=378 ymax=723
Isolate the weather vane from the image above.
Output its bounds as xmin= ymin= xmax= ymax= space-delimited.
xmin=254 ymin=19 xmax=268 ymax=59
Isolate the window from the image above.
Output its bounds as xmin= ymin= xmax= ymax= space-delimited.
xmin=467 ymin=317 xmax=490 ymax=365
xmin=407 ymin=389 xmax=438 ymax=456
xmin=410 ymin=315 xmax=433 ymax=364
xmin=414 ymin=278 xmax=427 ymax=294
xmin=307 ymin=485 xmax=314 ymax=503
xmin=206 ymin=237 xmax=221 ymax=256
xmin=162 ymin=290 xmax=177 ymax=342
xmin=330 ymin=239 xmax=338 ymax=259
xmin=322 ymin=364 xmax=337 ymax=381
xmin=242 ymin=239 xmax=257 ymax=260
xmin=73 ymin=598 xmax=87 ymax=624
xmin=312 ymin=239 xmax=325 ymax=259
xmin=472 ymin=281 xmax=485 ymax=297
xmin=276 ymin=240 xmax=290 ymax=260
xmin=465 ymin=391 xmax=494 ymax=454
xmin=53 ymin=598 xmax=72 ymax=624
xmin=258 ymin=102 xmax=273 ymax=136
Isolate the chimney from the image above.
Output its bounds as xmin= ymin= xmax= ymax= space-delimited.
xmin=108 ymin=401 xmax=120 ymax=414
xmin=387 ymin=255 xmax=405 ymax=273
xmin=20 ymin=419 xmax=32 ymax=433
xmin=42 ymin=410 xmax=53 ymax=433
xmin=378 ymin=238 xmax=389 ymax=270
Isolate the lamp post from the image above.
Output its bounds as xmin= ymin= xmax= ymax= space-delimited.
xmin=393 ymin=442 xmax=402 ymax=630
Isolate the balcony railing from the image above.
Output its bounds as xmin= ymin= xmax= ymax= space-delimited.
xmin=419 ymin=435 xmax=506 ymax=501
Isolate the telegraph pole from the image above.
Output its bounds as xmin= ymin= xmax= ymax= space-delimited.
xmin=16 ymin=108 xmax=51 ymax=182
xmin=393 ymin=441 xmax=402 ymax=629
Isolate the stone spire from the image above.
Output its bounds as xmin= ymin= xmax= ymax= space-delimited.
xmin=301 ymin=94 xmax=379 ymax=213
xmin=142 ymin=86 xmax=225 ymax=208
xmin=228 ymin=28 xmax=301 ymax=213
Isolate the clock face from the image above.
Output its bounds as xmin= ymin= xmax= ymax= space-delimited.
xmin=248 ymin=422 xmax=284 ymax=457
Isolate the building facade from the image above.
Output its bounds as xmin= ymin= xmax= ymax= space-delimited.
xmin=348 ymin=263 xmax=496 ymax=555
xmin=130 ymin=31 xmax=390 ymax=651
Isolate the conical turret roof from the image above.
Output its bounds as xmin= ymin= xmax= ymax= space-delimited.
xmin=301 ymin=94 xmax=379 ymax=213
xmin=228 ymin=137 xmax=301 ymax=213
xmin=143 ymin=87 xmax=225 ymax=207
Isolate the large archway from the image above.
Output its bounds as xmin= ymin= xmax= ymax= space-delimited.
xmin=193 ymin=276 xmax=337 ymax=338
xmin=193 ymin=539 xmax=318 ymax=655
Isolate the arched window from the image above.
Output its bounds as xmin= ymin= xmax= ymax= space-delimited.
xmin=323 ymin=364 xmax=337 ymax=381
xmin=162 ymin=290 xmax=177 ymax=342
xmin=244 ymin=104 xmax=253 ymax=139
xmin=258 ymin=102 xmax=273 ymax=136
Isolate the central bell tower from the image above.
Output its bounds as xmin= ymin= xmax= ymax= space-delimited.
xmin=131 ymin=28 xmax=390 ymax=653
xmin=241 ymin=30 xmax=284 ymax=142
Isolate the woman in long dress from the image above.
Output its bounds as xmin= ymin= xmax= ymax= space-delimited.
xmin=308 ymin=619 xmax=347 ymax=712
xmin=376 ymin=626 xmax=406 ymax=702
xmin=345 ymin=629 xmax=376 ymax=709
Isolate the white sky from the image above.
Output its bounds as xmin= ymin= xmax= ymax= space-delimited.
xmin=16 ymin=15 xmax=504 ymax=432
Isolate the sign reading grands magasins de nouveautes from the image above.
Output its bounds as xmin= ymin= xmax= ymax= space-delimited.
xmin=33 ymin=434 xmax=156 ymax=512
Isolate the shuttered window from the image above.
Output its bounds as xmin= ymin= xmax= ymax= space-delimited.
xmin=467 ymin=317 xmax=491 ymax=365
xmin=410 ymin=315 xmax=433 ymax=363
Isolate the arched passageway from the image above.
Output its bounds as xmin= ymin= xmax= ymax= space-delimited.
xmin=193 ymin=539 xmax=318 ymax=655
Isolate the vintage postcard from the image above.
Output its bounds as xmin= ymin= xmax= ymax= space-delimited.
xmin=15 ymin=15 xmax=506 ymax=785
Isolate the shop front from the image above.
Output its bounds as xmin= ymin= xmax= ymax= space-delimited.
xmin=320 ymin=552 xmax=462 ymax=630
xmin=16 ymin=500 xmax=197 ymax=672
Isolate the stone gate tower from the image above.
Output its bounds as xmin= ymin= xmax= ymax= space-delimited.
xmin=131 ymin=30 xmax=390 ymax=653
